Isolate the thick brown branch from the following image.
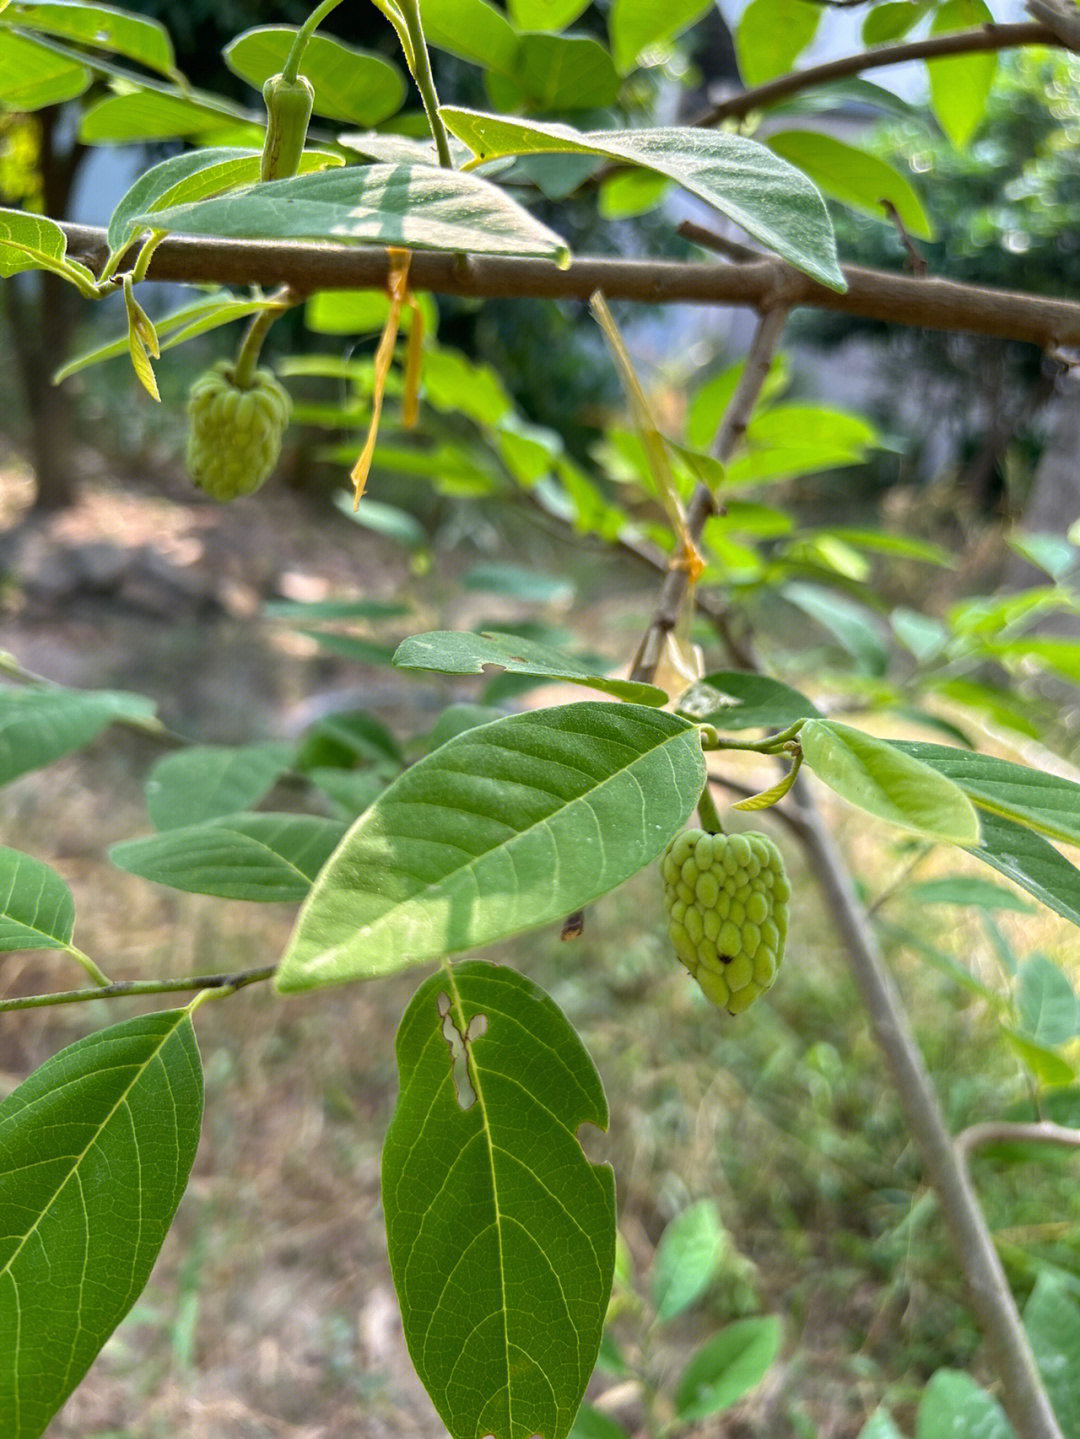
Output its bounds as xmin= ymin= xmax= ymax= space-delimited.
xmin=694 ymin=21 xmax=1056 ymax=126
xmin=59 ymin=223 xmax=1080 ymax=351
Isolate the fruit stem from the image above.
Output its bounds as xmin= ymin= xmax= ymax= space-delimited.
xmin=231 ymin=293 xmax=294 ymax=388
xmin=696 ymin=782 xmax=724 ymax=835
xmin=281 ymin=0 xmax=344 ymax=83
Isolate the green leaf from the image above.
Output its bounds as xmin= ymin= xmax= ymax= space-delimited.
xmin=862 ymin=2 xmax=930 ymax=44
xmin=906 ymin=876 xmax=1034 ymax=913
xmin=109 ymin=814 xmax=346 ymax=902
xmin=799 ymin=720 xmax=981 ymax=844
xmin=145 ymin=742 xmax=294 ymax=830
xmin=0 ymin=846 xmax=74 ymax=953
xmin=608 ymin=0 xmax=711 ymax=73
xmin=276 ymin=703 xmax=706 ymax=991
xmin=694 ymin=671 xmax=821 ymax=731
xmin=0 ymin=206 xmax=95 ymax=286
xmin=0 ymin=30 xmax=89 ymax=107
xmin=857 ymin=1411 xmax=907 ymax=1439
xmin=442 ymin=110 xmax=845 ymax=290
xmin=969 ymin=810 xmax=1080 ymax=929
xmin=569 ymin=1405 xmax=632 ymax=1439
xmin=916 ymin=1372 xmax=1015 ymax=1439
xmin=422 ymin=703 xmax=509 ymax=752
xmin=1002 ymin=1029 xmax=1075 ymax=1086
xmin=927 ymin=678 xmax=1044 ymax=743
xmin=1006 ymin=530 xmax=1076 ymax=581
xmin=598 ymin=168 xmax=669 ymax=219
xmin=726 ymin=403 xmax=877 ymax=486
xmin=464 ymin=563 xmax=575 ymax=605
xmin=394 ymin=630 xmax=668 ymax=705
xmin=980 ymin=636 xmax=1080 ymax=686
xmin=0 ymin=685 xmax=155 ymax=785
xmin=735 ymin=0 xmax=821 ymax=84
xmin=1017 ymin=955 xmax=1078 ymax=1047
xmin=508 ymin=0 xmax=590 ymax=34
xmin=674 ymin=1316 xmax=782 ymax=1421
xmin=421 ymin=0 xmax=520 ymax=71
xmin=892 ymin=607 xmax=948 ymax=663
xmin=224 ymin=26 xmax=405 ymax=126
xmin=767 ymin=130 xmax=934 ymax=239
xmin=0 ymin=1011 xmax=202 ymax=1439
xmin=264 ymin=596 xmax=410 ymax=622
xmin=382 ymin=961 xmax=615 ymax=1439
xmin=6 ymin=2 xmax=175 ymax=74
xmin=486 ymin=33 xmax=621 ymax=110
xmin=1025 ymin=1273 xmax=1080 ymax=1439
xmin=294 ymin=708 xmax=403 ymax=770
xmin=79 ymin=87 xmax=250 ymax=142
xmin=133 ymin=164 xmax=570 ymax=265
xmin=107 ymin=146 xmax=342 ymax=253
xmin=894 ymin=741 xmax=1080 ymax=849
xmin=781 ymin=583 xmax=889 ymax=675
xmin=305 ymin=767 xmax=391 ymax=819
xmin=926 ymin=0 xmax=996 ymax=148
xmin=652 ymin=1201 xmax=727 ymax=1323
xmin=424 ymin=347 xmax=514 ymax=425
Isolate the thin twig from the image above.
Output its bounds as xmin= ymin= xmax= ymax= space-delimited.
xmin=956 ymin=1121 xmax=1080 ymax=1160
xmin=0 ymin=966 xmax=278 ymax=1014
xmin=692 ymin=21 xmax=1055 ymax=127
xmin=57 ymin=224 xmax=1080 ymax=351
xmin=881 ymin=200 xmax=928 ymax=278
xmin=630 ymin=303 xmax=791 ymax=686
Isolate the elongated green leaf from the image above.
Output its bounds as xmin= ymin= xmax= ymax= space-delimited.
xmin=926 ymin=0 xmax=996 ymax=148
xmin=441 ymin=109 xmax=845 ymax=290
xmin=894 ymin=741 xmax=1080 ymax=848
xmin=781 ymin=583 xmax=889 ymax=675
xmin=294 ymin=708 xmax=403 ymax=770
xmin=768 ymin=129 xmax=934 ymax=239
xmin=53 ymin=293 xmax=281 ymax=382
xmin=6 ymin=2 xmax=175 ymax=74
xmin=264 ymin=596 xmax=410 ymax=622
xmin=145 ymin=742 xmax=294 ymax=831
xmin=653 ymin=1201 xmax=727 ymax=1323
xmin=382 ymin=961 xmax=615 ymax=1439
xmin=736 ymin=0 xmax=820 ymax=84
xmin=928 ymin=678 xmax=1045 ymax=743
xmin=982 ymin=636 xmax=1080 ymax=686
xmin=107 ymin=146 xmax=342 ymax=253
xmin=1003 ymin=1028 xmax=1074 ymax=1086
xmin=570 ymin=1405 xmax=632 ymax=1439
xmin=0 ymin=30 xmax=89 ymax=107
xmin=79 ymin=87 xmax=251 ymax=142
xmin=276 ymin=703 xmax=705 ymax=990
xmin=224 ymin=26 xmax=405 ymax=126
xmin=0 ymin=206 xmax=95 ymax=285
xmin=394 ymin=631 xmax=667 ymax=705
xmin=110 ymin=814 xmax=346 ymax=901
xmin=968 ymin=810 xmax=1080 ymax=929
xmin=674 ymin=1317 xmax=782 ymax=1421
xmin=0 ymin=1011 xmax=203 ymax=1439
xmin=726 ymin=403 xmax=877 ymax=485
xmin=0 ymin=686 xmax=155 ymax=786
xmin=609 ymin=0 xmax=711 ymax=73
xmin=0 ymin=847 xmax=74 ymax=952
xmin=694 ymin=671 xmax=821 ymax=731
xmin=857 ymin=1411 xmax=907 ymax=1439
xmin=133 ymin=164 xmax=570 ymax=264
xmin=862 ymin=2 xmax=929 ymax=44
xmin=508 ymin=0 xmax=590 ymax=34
xmin=800 ymin=720 xmax=980 ymax=844
xmin=487 ymin=33 xmax=621 ymax=110
xmin=917 ymin=1371 xmax=1014 ymax=1439
xmin=1018 ymin=955 xmax=1078 ymax=1047
xmin=1025 ymin=1274 xmax=1080 ymax=1439
xmin=907 ymin=876 xmax=1034 ymax=913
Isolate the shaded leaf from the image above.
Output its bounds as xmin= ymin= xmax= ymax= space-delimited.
xmin=1017 ymin=955 xmax=1078 ymax=1047
xmin=110 ymin=814 xmax=346 ymax=902
xmin=0 ymin=846 xmax=74 ymax=952
xmin=907 ymin=876 xmax=1034 ymax=913
xmin=394 ymin=630 xmax=667 ymax=705
xmin=224 ymin=26 xmax=405 ymax=126
xmin=917 ymin=1372 xmax=1015 ymax=1439
xmin=857 ymin=1411 xmax=907 ymax=1439
xmin=1025 ymin=1273 xmax=1080 ymax=1439
xmin=693 ymin=671 xmax=821 ymax=731
xmin=969 ymin=809 xmax=1080 ymax=929
xmin=674 ymin=1316 xmax=782 ymax=1421
xmin=145 ymin=742 xmax=295 ymax=830
xmin=382 ymin=961 xmax=615 ymax=1439
xmin=0 ymin=1011 xmax=202 ymax=1439
xmin=781 ymin=583 xmax=889 ymax=675
xmin=276 ymin=703 xmax=706 ymax=990
xmin=0 ymin=685 xmax=155 ymax=786
xmin=569 ymin=1404 xmax=632 ymax=1439
xmin=800 ymin=719 xmax=980 ymax=844
xmin=135 ymin=164 xmax=570 ymax=264
xmin=485 ymin=33 xmax=621 ymax=110
xmin=442 ymin=109 xmax=845 ymax=290
xmin=420 ymin=0 xmax=520 ymax=71
xmin=653 ymin=1201 xmax=726 ymax=1322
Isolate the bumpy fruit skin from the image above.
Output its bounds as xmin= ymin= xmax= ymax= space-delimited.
xmin=186 ymin=360 xmax=290 ymax=501
xmin=660 ymin=828 xmax=789 ymax=1015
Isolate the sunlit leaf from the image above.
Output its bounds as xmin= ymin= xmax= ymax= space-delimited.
xmin=224 ymin=26 xmax=405 ymax=126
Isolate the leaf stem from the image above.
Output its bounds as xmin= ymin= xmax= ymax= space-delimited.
xmin=0 ymin=966 xmax=277 ymax=1013
xmin=282 ymin=0 xmax=344 ymax=83
xmin=63 ymin=945 xmax=113 ymax=988
xmin=392 ymin=0 xmax=454 ymax=168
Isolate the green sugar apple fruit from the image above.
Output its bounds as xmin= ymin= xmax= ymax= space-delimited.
xmin=660 ymin=828 xmax=789 ymax=1014
xmin=186 ymin=360 xmax=290 ymax=500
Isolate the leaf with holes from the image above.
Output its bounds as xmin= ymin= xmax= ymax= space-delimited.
xmin=275 ymin=703 xmax=705 ymax=991
xmin=382 ymin=960 xmax=615 ymax=1439
xmin=0 ymin=1011 xmax=203 ymax=1439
